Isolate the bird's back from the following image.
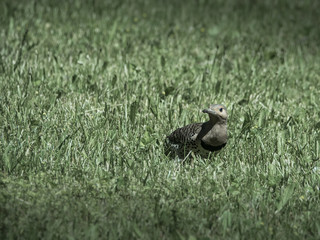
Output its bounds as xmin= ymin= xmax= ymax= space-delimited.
xmin=165 ymin=123 xmax=203 ymax=158
xmin=166 ymin=123 xmax=203 ymax=144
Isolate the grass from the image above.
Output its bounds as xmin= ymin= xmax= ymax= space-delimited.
xmin=1 ymin=0 xmax=320 ymax=239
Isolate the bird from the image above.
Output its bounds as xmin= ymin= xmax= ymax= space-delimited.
xmin=165 ymin=104 xmax=228 ymax=160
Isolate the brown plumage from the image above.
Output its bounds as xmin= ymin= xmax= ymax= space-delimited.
xmin=165 ymin=104 xmax=228 ymax=159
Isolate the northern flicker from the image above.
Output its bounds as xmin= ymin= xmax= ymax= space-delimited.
xmin=165 ymin=104 xmax=228 ymax=159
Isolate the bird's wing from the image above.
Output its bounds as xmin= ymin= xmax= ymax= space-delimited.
xmin=166 ymin=123 xmax=203 ymax=144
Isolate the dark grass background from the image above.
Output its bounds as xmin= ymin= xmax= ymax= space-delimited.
xmin=1 ymin=0 xmax=320 ymax=239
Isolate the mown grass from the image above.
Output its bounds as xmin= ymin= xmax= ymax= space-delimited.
xmin=1 ymin=0 xmax=320 ymax=239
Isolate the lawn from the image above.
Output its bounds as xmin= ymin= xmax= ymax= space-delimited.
xmin=1 ymin=0 xmax=320 ymax=239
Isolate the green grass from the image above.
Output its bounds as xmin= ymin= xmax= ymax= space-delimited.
xmin=1 ymin=0 xmax=320 ymax=239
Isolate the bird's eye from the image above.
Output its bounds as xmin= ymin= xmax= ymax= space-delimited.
xmin=219 ymin=108 xmax=223 ymax=112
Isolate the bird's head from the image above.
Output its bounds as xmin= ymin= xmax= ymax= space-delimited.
xmin=202 ymin=104 xmax=228 ymax=123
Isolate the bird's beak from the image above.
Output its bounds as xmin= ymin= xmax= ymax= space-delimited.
xmin=202 ymin=109 xmax=217 ymax=116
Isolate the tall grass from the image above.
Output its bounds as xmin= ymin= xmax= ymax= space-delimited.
xmin=1 ymin=0 xmax=320 ymax=239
